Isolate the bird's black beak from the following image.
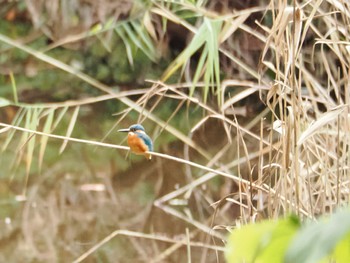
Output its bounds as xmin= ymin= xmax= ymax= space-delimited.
xmin=118 ymin=128 xmax=130 ymax=133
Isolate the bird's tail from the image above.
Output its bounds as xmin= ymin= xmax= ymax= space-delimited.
xmin=145 ymin=153 xmax=152 ymax=161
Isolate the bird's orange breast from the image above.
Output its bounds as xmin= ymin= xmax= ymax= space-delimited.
xmin=127 ymin=133 xmax=148 ymax=155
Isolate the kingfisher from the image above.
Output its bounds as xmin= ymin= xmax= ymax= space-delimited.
xmin=118 ymin=124 xmax=153 ymax=160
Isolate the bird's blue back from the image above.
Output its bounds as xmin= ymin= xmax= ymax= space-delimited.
xmin=135 ymin=131 xmax=153 ymax=152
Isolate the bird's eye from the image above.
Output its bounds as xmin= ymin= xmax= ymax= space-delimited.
xmin=130 ymin=128 xmax=135 ymax=132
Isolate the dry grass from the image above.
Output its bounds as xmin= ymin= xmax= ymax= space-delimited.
xmin=1 ymin=0 xmax=350 ymax=262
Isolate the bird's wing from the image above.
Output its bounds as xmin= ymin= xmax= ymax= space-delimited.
xmin=137 ymin=133 xmax=153 ymax=152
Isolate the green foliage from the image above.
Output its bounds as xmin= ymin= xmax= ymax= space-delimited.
xmin=115 ymin=19 xmax=158 ymax=65
xmin=285 ymin=209 xmax=350 ymax=263
xmin=162 ymin=17 xmax=223 ymax=104
xmin=226 ymin=216 xmax=299 ymax=263
xmin=0 ymin=97 xmax=11 ymax=107
xmin=226 ymin=210 xmax=350 ymax=263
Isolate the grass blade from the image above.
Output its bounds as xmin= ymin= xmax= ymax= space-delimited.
xmin=59 ymin=106 xmax=80 ymax=154
xmin=38 ymin=109 xmax=55 ymax=171
xmin=24 ymin=108 xmax=40 ymax=193
xmin=2 ymin=108 xmax=26 ymax=151
xmin=9 ymin=71 xmax=18 ymax=104
xmin=52 ymin=106 xmax=68 ymax=130
xmin=297 ymin=106 xmax=344 ymax=146
xmin=115 ymin=25 xmax=135 ymax=66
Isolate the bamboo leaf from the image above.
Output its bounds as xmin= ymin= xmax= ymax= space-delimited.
xmin=25 ymin=108 xmax=40 ymax=183
xmin=117 ymin=20 xmax=156 ymax=64
xmin=2 ymin=108 xmax=26 ymax=151
xmin=162 ymin=21 xmax=207 ymax=81
xmin=115 ymin=26 xmax=134 ymax=66
xmin=38 ymin=109 xmax=55 ymax=171
xmin=20 ymin=109 xmax=32 ymax=152
xmin=131 ymin=21 xmax=156 ymax=59
xmin=143 ymin=11 xmax=157 ymax=40
xmin=162 ymin=17 xmax=222 ymax=104
xmin=59 ymin=106 xmax=80 ymax=154
xmin=9 ymin=71 xmax=18 ymax=104
xmin=52 ymin=106 xmax=69 ymax=130
xmin=191 ymin=46 xmax=208 ymax=98
xmin=0 ymin=97 xmax=11 ymax=107
xmin=207 ymin=19 xmax=222 ymax=104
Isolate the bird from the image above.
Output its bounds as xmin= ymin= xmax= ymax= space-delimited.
xmin=118 ymin=124 xmax=153 ymax=160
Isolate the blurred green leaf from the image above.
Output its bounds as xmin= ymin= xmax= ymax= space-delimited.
xmin=227 ymin=210 xmax=350 ymax=263
xmin=52 ymin=106 xmax=69 ymax=130
xmin=1 ymin=108 xmax=26 ymax=152
xmin=115 ymin=19 xmax=157 ymax=66
xmin=59 ymin=106 xmax=80 ymax=154
xmin=333 ymin=232 xmax=350 ymax=263
xmin=162 ymin=20 xmax=207 ymax=81
xmin=163 ymin=17 xmax=223 ymax=104
xmin=0 ymin=97 xmax=11 ymax=107
xmin=285 ymin=209 xmax=350 ymax=263
xmin=9 ymin=72 xmax=18 ymax=104
xmin=38 ymin=109 xmax=55 ymax=171
xmin=90 ymin=23 xmax=104 ymax=35
xmin=115 ymin=25 xmax=134 ymax=66
xmin=25 ymin=108 xmax=41 ymax=181
xmin=226 ymin=216 xmax=300 ymax=263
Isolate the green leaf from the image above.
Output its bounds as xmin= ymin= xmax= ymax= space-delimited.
xmin=131 ymin=21 xmax=156 ymax=58
xmin=162 ymin=17 xmax=222 ymax=104
xmin=333 ymin=232 xmax=350 ymax=263
xmin=25 ymin=108 xmax=40 ymax=177
xmin=285 ymin=209 xmax=350 ymax=263
xmin=52 ymin=106 xmax=69 ymax=130
xmin=162 ymin=19 xmax=207 ymax=81
xmin=59 ymin=106 xmax=80 ymax=154
xmin=9 ymin=71 xmax=18 ymax=104
xmin=226 ymin=216 xmax=300 ymax=263
xmin=115 ymin=19 xmax=157 ymax=65
xmin=191 ymin=45 xmax=208 ymax=97
xmin=115 ymin=25 xmax=134 ymax=66
xmin=89 ymin=23 xmax=104 ymax=35
xmin=2 ymin=108 xmax=26 ymax=151
xmin=38 ymin=109 xmax=55 ymax=171
xmin=0 ymin=97 xmax=11 ymax=107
